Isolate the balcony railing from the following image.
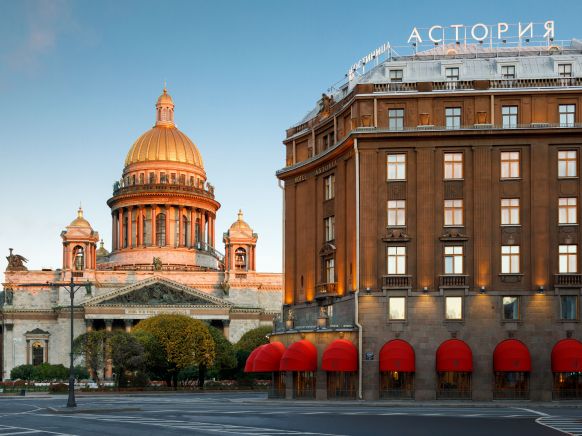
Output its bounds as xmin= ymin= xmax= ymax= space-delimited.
xmin=382 ymin=275 xmax=412 ymax=289
xmin=554 ymin=274 xmax=582 ymax=287
xmin=112 ymin=182 xmax=215 ymax=199
xmin=439 ymin=275 xmax=469 ymax=288
xmin=315 ymin=282 xmax=338 ymax=298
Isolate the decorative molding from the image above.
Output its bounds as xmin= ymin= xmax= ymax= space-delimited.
xmin=383 ymin=228 xmax=411 ymax=242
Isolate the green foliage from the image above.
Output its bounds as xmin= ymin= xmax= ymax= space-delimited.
xmin=74 ymin=365 xmax=90 ymax=380
xmin=10 ymin=364 xmax=69 ymax=382
xmin=10 ymin=364 xmax=34 ymax=381
xmin=109 ymin=332 xmax=145 ymax=388
xmin=207 ymin=326 xmax=237 ymax=379
xmin=133 ymin=330 xmax=168 ymax=381
xmin=73 ymin=330 xmax=110 ymax=384
xmin=235 ymin=326 xmax=271 ymax=354
xmin=177 ymin=365 xmax=199 ymax=387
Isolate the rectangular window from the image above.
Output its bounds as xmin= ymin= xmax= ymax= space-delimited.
xmin=325 ymin=258 xmax=335 ymax=283
xmin=559 ymin=104 xmax=576 ymax=127
xmin=445 ymin=107 xmax=462 ymax=130
xmin=501 ymin=246 xmax=520 ymax=273
xmin=444 ymin=199 xmax=463 ymax=226
xmin=501 ymin=65 xmax=516 ymax=79
xmin=149 ymin=172 xmax=156 ymax=183
xmin=445 ymin=67 xmax=460 ymax=81
xmin=558 ymin=150 xmax=577 ymax=177
xmin=558 ymin=64 xmax=573 ymax=78
xmin=561 ymin=295 xmax=578 ymax=320
xmin=390 ymin=69 xmax=403 ymax=82
xmin=444 ymin=246 xmax=463 ymax=274
xmin=502 ymin=296 xmax=520 ymax=321
xmin=501 ymin=198 xmax=520 ymax=225
xmin=502 ymin=106 xmax=518 ymax=128
xmin=387 ymin=200 xmax=406 ymax=227
xmin=387 ymin=246 xmax=406 ymax=275
xmin=179 ymin=174 xmax=186 ymax=185
xmin=160 ymin=172 xmax=167 ymax=183
xmin=445 ymin=296 xmax=463 ymax=320
xmin=444 ymin=152 xmax=463 ymax=179
xmin=559 ymin=245 xmax=578 ymax=273
xmin=387 ymin=154 xmax=406 ymax=180
xmin=170 ymin=173 xmax=177 ymax=184
xmin=324 ymin=175 xmax=335 ymax=200
xmin=559 ymin=198 xmax=577 ymax=224
xmin=388 ymin=297 xmax=406 ymax=320
xmin=324 ymin=216 xmax=335 ymax=242
xmin=500 ymin=151 xmax=520 ymax=178
xmin=388 ymin=109 xmax=404 ymax=131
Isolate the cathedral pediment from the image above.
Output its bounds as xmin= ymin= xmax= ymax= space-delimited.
xmin=84 ymin=276 xmax=232 ymax=308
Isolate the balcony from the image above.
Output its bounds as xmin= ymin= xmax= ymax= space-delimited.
xmin=111 ymin=181 xmax=215 ymax=200
xmin=554 ymin=274 xmax=582 ymax=287
xmin=382 ymin=275 xmax=411 ymax=289
xmin=315 ymin=282 xmax=338 ymax=299
xmin=439 ymin=275 xmax=469 ymax=288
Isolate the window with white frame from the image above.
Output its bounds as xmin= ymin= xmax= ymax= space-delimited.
xmin=502 ymin=106 xmax=518 ymax=128
xmin=444 ymin=246 xmax=463 ymax=274
xmin=501 ymin=65 xmax=516 ymax=79
xmin=501 ymin=245 xmax=520 ymax=273
xmin=387 ymin=154 xmax=406 ymax=180
xmin=558 ymin=150 xmax=577 ymax=177
xmin=388 ymin=200 xmax=406 ymax=226
xmin=445 ymin=67 xmax=460 ymax=81
xmin=387 ymin=246 xmax=406 ymax=275
xmin=502 ymin=297 xmax=520 ymax=320
xmin=500 ymin=151 xmax=520 ymax=178
xmin=445 ymin=296 xmax=463 ymax=320
xmin=444 ymin=199 xmax=463 ymax=226
xmin=324 ymin=174 xmax=335 ymax=200
xmin=324 ymin=216 xmax=335 ymax=241
xmin=445 ymin=107 xmax=462 ymax=129
xmin=388 ymin=297 xmax=406 ymax=320
xmin=559 ymin=245 xmax=578 ymax=273
xmin=559 ymin=105 xmax=576 ymax=127
xmin=558 ymin=64 xmax=573 ymax=78
xmin=388 ymin=109 xmax=404 ymax=131
xmin=390 ymin=69 xmax=403 ymax=82
xmin=501 ymin=198 xmax=520 ymax=225
xmin=325 ymin=258 xmax=335 ymax=283
xmin=444 ymin=153 xmax=463 ymax=179
xmin=559 ymin=198 xmax=577 ymax=224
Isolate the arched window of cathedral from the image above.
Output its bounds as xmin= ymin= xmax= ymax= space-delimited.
xmin=183 ymin=215 xmax=190 ymax=247
xmin=73 ymin=246 xmax=85 ymax=270
xmin=156 ymin=213 xmax=166 ymax=246
xmin=235 ymin=248 xmax=247 ymax=270
xmin=32 ymin=342 xmax=44 ymax=366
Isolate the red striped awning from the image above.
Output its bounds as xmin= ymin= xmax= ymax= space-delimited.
xmin=244 ymin=344 xmax=266 ymax=373
xmin=253 ymin=342 xmax=286 ymax=372
xmin=436 ymin=339 xmax=473 ymax=372
xmin=280 ymin=339 xmax=317 ymax=372
xmin=493 ymin=339 xmax=531 ymax=372
xmin=552 ymin=339 xmax=582 ymax=372
xmin=379 ymin=339 xmax=415 ymax=372
xmin=322 ymin=339 xmax=357 ymax=372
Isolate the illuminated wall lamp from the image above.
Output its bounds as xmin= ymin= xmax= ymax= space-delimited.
xmin=365 ymin=287 xmax=372 ymax=295
xmin=422 ymin=286 xmax=429 ymax=294
xmin=480 ymin=286 xmax=486 ymax=294
xmin=537 ymin=286 xmax=545 ymax=295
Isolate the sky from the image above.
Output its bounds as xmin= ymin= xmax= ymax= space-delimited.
xmin=0 ymin=0 xmax=581 ymax=273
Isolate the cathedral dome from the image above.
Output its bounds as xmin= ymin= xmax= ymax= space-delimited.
xmin=228 ymin=210 xmax=254 ymax=238
xmin=68 ymin=207 xmax=92 ymax=229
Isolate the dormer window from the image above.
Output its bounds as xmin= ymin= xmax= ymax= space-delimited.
xmin=445 ymin=67 xmax=459 ymax=81
xmin=390 ymin=69 xmax=403 ymax=82
xmin=501 ymin=65 xmax=516 ymax=79
xmin=559 ymin=64 xmax=573 ymax=78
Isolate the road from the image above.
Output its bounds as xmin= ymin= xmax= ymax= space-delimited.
xmin=0 ymin=392 xmax=579 ymax=435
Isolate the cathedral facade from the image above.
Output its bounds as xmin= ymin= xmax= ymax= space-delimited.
xmin=0 ymin=89 xmax=282 ymax=380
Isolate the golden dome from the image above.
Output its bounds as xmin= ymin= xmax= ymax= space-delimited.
xmin=228 ymin=210 xmax=253 ymax=236
xmin=157 ymin=87 xmax=173 ymax=105
xmin=69 ymin=207 xmax=92 ymax=228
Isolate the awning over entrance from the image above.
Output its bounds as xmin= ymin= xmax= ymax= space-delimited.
xmin=493 ymin=339 xmax=531 ymax=372
xmin=552 ymin=339 xmax=582 ymax=372
xmin=244 ymin=344 xmax=266 ymax=373
xmin=379 ymin=339 xmax=415 ymax=372
xmin=253 ymin=342 xmax=286 ymax=372
xmin=322 ymin=339 xmax=357 ymax=372
xmin=280 ymin=339 xmax=317 ymax=372
xmin=436 ymin=339 xmax=473 ymax=372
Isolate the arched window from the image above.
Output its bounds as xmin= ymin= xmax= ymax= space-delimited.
xmin=32 ymin=342 xmax=44 ymax=366
xmin=183 ymin=215 xmax=190 ymax=247
xmin=73 ymin=246 xmax=85 ymax=270
xmin=235 ymin=248 xmax=247 ymax=270
xmin=156 ymin=213 xmax=166 ymax=246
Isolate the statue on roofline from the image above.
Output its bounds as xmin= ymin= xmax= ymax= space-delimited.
xmin=6 ymin=248 xmax=28 ymax=272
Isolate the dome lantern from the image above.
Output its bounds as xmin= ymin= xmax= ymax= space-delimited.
xmin=155 ymin=87 xmax=175 ymax=127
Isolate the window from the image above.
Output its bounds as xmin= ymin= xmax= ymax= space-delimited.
xmin=388 ymin=297 xmax=406 ymax=320
xmin=139 ymin=173 xmax=144 ymax=184
xmin=559 ymin=245 xmax=578 ymax=273
xmin=559 ymin=105 xmax=576 ymax=127
xmin=160 ymin=172 xmax=167 ymax=183
xmin=387 ymin=154 xmax=406 ymax=180
xmin=387 ymin=246 xmax=406 ymax=275
xmin=324 ymin=175 xmax=335 ymax=200
xmin=561 ymin=295 xmax=578 ymax=320
xmin=387 ymin=200 xmax=406 ymax=226
xmin=149 ymin=172 xmax=156 ymax=183
xmin=502 ymin=106 xmax=518 ymax=128
xmin=558 ymin=64 xmax=573 ymax=78
xmin=156 ymin=213 xmax=166 ymax=246
xmin=501 ymin=65 xmax=516 ymax=79
xmin=445 ymin=67 xmax=460 ymax=81
xmin=444 ymin=199 xmax=463 ymax=226
xmin=325 ymin=258 xmax=335 ymax=283
xmin=444 ymin=153 xmax=463 ymax=179
xmin=388 ymin=109 xmax=404 ymax=131
xmin=501 ymin=246 xmax=520 ymax=273
xmin=559 ymin=198 xmax=577 ymax=224
xmin=558 ymin=150 xmax=577 ymax=177
xmin=444 ymin=246 xmax=463 ymax=274
xmin=324 ymin=216 xmax=335 ymax=241
xmin=445 ymin=107 xmax=462 ymax=129
xmin=170 ymin=173 xmax=177 ymax=184
xmin=502 ymin=297 xmax=520 ymax=320
xmin=390 ymin=69 xmax=403 ymax=82
xmin=32 ymin=342 xmax=45 ymax=366
xmin=500 ymin=151 xmax=520 ymax=178
xmin=501 ymin=198 xmax=520 ymax=225
xmin=445 ymin=296 xmax=463 ymax=320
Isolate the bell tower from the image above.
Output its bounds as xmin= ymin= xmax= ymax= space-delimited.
xmin=223 ymin=210 xmax=258 ymax=272
xmin=60 ymin=207 xmax=99 ymax=275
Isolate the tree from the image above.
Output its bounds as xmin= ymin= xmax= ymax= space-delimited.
xmin=234 ymin=326 xmax=272 ymax=380
xmin=207 ymin=326 xmax=237 ymax=380
xmin=73 ymin=330 xmax=109 ymax=385
xmin=133 ymin=315 xmax=215 ymax=388
xmin=109 ymin=332 xmax=145 ymax=388
xmin=31 ymin=363 xmax=68 ymax=382
xmin=133 ymin=330 xmax=168 ymax=383
xmin=10 ymin=364 xmax=34 ymax=381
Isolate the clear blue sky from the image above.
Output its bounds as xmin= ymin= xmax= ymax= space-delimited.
xmin=0 ymin=0 xmax=580 ymax=272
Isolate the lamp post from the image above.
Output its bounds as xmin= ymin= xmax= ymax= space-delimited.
xmin=64 ymin=275 xmax=92 ymax=408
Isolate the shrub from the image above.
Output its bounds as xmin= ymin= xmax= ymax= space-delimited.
xmin=49 ymin=383 xmax=68 ymax=393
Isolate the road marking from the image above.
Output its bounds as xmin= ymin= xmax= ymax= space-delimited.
xmin=516 ymin=407 xmax=550 ymax=417
xmin=0 ymin=424 xmax=74 ymax=436
xmin=536 ymin=416 xmax=582 ymax=435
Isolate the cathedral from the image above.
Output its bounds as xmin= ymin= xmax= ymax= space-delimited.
xmin=0 ymin=89 xmax=282 ymax=380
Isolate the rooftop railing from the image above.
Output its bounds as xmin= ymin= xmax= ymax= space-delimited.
xmin=112 ymin=181 xmax=215 ymax=198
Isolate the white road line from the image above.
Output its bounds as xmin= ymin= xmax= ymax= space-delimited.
xmin=0 ymin=424 xmax=73 ymax=436
xmin=536 ymin=416 xmax=582 ymax=435
xmin=516 ymin=407 xmax=550 ymax=417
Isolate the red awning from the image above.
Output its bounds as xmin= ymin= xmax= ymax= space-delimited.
xmin=322 ymin=339 xmax=358 ymax=372
xmin=436 ymin=339 xmax=473 ymax=372
xmin=552 ymin=339 xmax=582 ymax=372
xmin=279 ymin=339 xmax=318 ymax=372
xmin=253 ymin=342 xmax=286 ymax=372
xmin=379 ymin=339 xmax=415 ymax=372
xmin=493 ymin=339 xmax=531 ymax=372
xmin=244 ymin=344 xmax=266 ymax=373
